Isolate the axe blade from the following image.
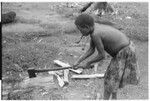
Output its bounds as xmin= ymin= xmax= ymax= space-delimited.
xmin=27 ymin=68 xmax=36 ymax=78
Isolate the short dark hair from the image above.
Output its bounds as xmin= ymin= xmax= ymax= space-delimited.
xmin=75 ymin=14 xmax=94 ymax=28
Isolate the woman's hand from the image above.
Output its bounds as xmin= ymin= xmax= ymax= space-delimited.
xmin=83 ymin=62 xmax=91 ymax=69
xmin=72 ymin=61 xmax=80 ymax=69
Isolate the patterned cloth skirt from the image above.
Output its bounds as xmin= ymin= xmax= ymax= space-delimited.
xmin=104 ymin=41 xmax=140 ymax=93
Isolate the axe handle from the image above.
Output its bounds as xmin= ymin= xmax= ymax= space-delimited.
xmin=35 ymin=66 xmax=72 ymax=73
xmin=29 ymin=65 xmax=94 ymax=73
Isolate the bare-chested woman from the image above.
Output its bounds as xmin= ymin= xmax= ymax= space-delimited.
xmin=73 ymin=14 xmax=140 ymax=100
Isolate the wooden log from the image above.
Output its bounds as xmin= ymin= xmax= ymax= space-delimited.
xmin=53 ymin=60 xmax=83 ymax=74
xmin=71 ymin=74 xmax=104 ymax=79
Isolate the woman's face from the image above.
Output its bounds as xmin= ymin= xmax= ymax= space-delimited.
xmin=77 ymin=25 xmax=90 ymax=36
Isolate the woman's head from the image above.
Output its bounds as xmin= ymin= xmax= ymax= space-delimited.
xmin=75 ymin=14 xmax=94 ymax=36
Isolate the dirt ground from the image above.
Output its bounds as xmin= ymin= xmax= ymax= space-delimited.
xmin=2 ymin=2 xmax=148 ymax=100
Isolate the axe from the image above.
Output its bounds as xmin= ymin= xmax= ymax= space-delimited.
xmin=27 ymin=65 xmax=94 ymax=78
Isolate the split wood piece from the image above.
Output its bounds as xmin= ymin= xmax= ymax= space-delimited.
xmin=48 ymin=71 xmax=55 ymax=75
xmin=63 ymin=69 xmax=69 ymax=83
xmin=48 ymin=69 xmax=63 ymax=76
xmin=69 ymin=68 xmax=83 ymax=74
xmin=71 ymin=74 xmax=104 ymax=79
xmin=48 ymin=71 xmax=65 ymax=87
xmin=54 ymin=60 xmax=70 ymax=67
xmin=94 ymin=63 xmax=99 ymax=73
xmin=53 ymin=60 xmax=83 ymax=74
xmin=55 ymin=70 xmax=63 ymax=76
xmin=54 ymin=73 xmax=65 ymax=87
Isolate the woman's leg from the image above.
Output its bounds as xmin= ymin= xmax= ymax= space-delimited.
xmin=103 ymin=87 xmax=111 ymax=100
xmin=112 ymin=92 xmax=117 ymax=99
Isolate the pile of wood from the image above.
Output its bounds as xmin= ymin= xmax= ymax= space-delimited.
xmin=26 ymin=60 xmax=104 ymax=88
xmin=49 ymin=60 xmax=84 ymax=87
xmin=50 ymin=60 xmax=104 ymax=87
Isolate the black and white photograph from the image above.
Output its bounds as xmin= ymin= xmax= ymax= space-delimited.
xmin=1 ymin=1 xmax=149 ymax=100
